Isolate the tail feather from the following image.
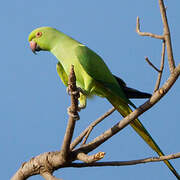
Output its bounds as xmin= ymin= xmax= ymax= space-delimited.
xmin=113 ymin=75 xmax=151 ymax=99
xmin=107 ymin=94 xmax=180 ymax=179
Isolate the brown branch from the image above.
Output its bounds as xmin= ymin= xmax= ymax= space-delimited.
xmin=145 ymin=57 xmax=161 ymax=72
xmin=136 ymin=16 xmax=164 ymax=39
xmin=72 ymin=64 xmax=180 ymax=156
xmin=11 ymin=151 xmax=63 ymax=180
xmin=82 ymin=107 xmax=116 ymax=145
xmin=137 ymin=1 xmax=175 ymax=73
xmin=11 ymin=149 xmax=180 ymax=180
xmin=66 ymin=152 xmax=180 ymax=168
xmin=154 ymin=40 xmax=166 ymax=92
xmin=76 ymin=152 xmax=105 ymax=163
xmin=70 ymin=107 xmax=116 ymax=150
xmin=159 ymin=0 xmax=175 ymax=73
xmin=61 ymin=65 xmax=79 ymax=161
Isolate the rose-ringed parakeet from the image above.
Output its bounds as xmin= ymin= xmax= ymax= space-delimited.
xmin=28 ymin=27 xmax=180 ymax=179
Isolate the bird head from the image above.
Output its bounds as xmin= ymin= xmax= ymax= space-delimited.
xmin=28 ymin=27 xmax=60 ymax=54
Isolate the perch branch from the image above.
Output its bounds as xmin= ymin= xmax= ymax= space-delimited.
xmin=61 ymin=65 xmax=79 ymax=161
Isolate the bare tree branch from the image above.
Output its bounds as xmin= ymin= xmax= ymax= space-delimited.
xmin=154 ymin=40 xmax=165 ymax=92
xmin=159 ymin=0 xmax=175 ymax=72
xmin=61 ymin=65 xmax=79 ymax=161
xmin=136 ymin=16 xmax=164 ymax=39
xmin=11 ymin=151 xmax=63 ymax=180
xmin=11 ymin=149 xmax=180 ymax=180
xmin=66 ymin=152 xmax=180 ymax=168
xmin=82 ymin=107 xmax=116 ymax=145
xmin=145 ymin=57 xmax=161 ymax=72
xmin=70 ymin=107 xmax=116 ymax=150
xmin=76 ymin=152 xmax=105 ymax=163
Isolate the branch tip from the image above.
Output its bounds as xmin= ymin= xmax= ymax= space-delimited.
xmin=136 ymin=16 xmax=164 ymax=39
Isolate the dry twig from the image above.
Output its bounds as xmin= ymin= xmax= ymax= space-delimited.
xmin=136 ymin=16 xmax=164 ymax=40
xmin=70 ymin=107 xmax=116 ymax=150
xmin=76 ymin=152 xmax=105 ymax=163
xmin=68 ymin=152 xmax=180 ymax=168
xmin=145 ymin=57 xmax=161 ymax=73
xmin=159 ymin=0 xmax=175 ymax=73
xmin=82 ymin=107 xmax=116 ymax=145
xmin=61 ymin=65 xmax=79 ymax=161
xmin=154 ymin=40 xmax=165 ymax=92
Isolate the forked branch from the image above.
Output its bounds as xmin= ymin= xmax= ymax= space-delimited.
xmin=159 ymin=0 xmax=175 ymax=72
xmin=136 ymin=17 xmax=164 ymax=40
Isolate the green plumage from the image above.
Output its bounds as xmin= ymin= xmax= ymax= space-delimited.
xmin=28 ymin=27 xmax=180 ymax=179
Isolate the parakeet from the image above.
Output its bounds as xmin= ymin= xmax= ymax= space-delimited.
xmin=28 ymin=27 xmax=180 ymax=179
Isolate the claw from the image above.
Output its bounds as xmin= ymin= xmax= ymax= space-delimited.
xmin=67 ymin=107 xmax=80 ymax=120
xmin=66 ymin=87 xmax=81 ymax=98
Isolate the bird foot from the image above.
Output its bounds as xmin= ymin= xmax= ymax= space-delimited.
xmin=67 ymin=107 xmax=80 ymax=120
xmin=66 ymin=87 xmax=82 ymax=98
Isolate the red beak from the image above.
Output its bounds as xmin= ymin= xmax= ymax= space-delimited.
xmin=30 ymin=41 xmax=37 ymax=54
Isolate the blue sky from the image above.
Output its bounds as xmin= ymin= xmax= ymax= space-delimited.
xmin=1 ymin=1 xmax=180 ymax=180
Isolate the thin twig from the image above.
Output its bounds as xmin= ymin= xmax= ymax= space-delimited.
xmin=145 ymin=57 xmax=161 ymax=72
xmin=61 ymin=65 xmax=79 ymax=161
xmin=82 ymin=107 xmax=116 ymax=145
xmin=159 ymin=0 xmax=175 ymax=73
xmin=154 ymin=40 xmax=166 ymax=92
xmin=66 ymin=152 xmax=180 ymax=168
xmin=136 ymin=17 xmax=164 ymax=40
xmin=70 ymin=107 xmax=116 ymax=150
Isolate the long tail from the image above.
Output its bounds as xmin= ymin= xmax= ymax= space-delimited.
xmin=107 ymin=94 xmax=180 ymax=179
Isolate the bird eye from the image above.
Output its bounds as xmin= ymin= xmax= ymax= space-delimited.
xmin=36 ymin=32 xmax=42 ymax=38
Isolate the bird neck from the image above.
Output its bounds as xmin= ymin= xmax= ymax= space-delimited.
xmin=50 ymin=32 xmax=79 ymax=60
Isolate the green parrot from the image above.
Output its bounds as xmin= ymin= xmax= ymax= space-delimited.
xmin=28 ymin=27 xmax=179 ymax=179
